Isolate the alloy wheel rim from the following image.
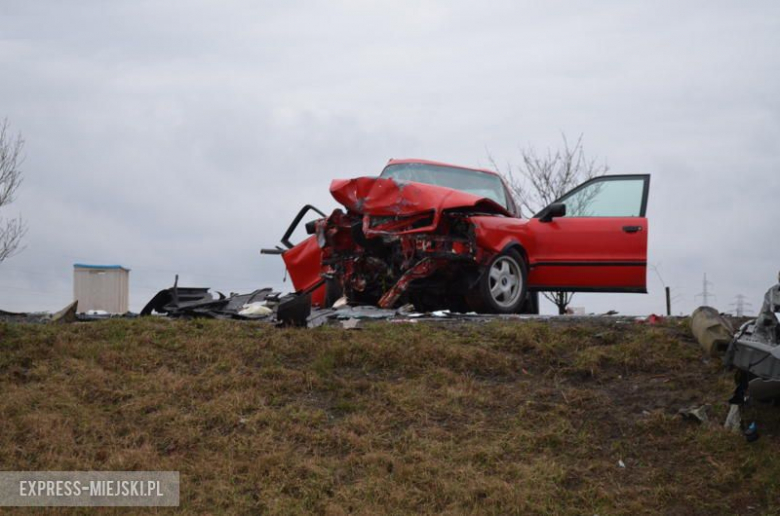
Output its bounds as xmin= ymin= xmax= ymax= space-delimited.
xmin=488 ymin=256 xmax=522 ymax=308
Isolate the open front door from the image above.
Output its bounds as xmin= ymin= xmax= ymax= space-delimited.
xmin=526 ymin=174 xmax=650 ymax=293
xmin=262 ymin=205 xmax=328 ymax=307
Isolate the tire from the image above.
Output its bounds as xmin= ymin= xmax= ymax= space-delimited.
xmin=469 ymin=249 xmax=528 ymax=314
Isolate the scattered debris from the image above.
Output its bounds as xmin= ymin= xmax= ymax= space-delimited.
xmin=678 ymin=405 xmax=710 ymax=424
xmin=0 ymin=309 xmax=27 ymax=318
xmin=635 ymin=313 xmax=664 ymax=324
xmin=744 ymin=422 xmax=759 ymax=443
xmin=724 ymin=404 xmax=741 ymax=432
xmin=329 ymin=305 xmax=399 ymax=320
xmin=725 ymin=272 xmax=780 ymax=381
xmin=691 ymin=306 xmax=734 ymax=356
xmin=340 ymin=318 xmax=360 ymax=330
xmin=276 ymin=293 xmax=312 ymax=327
xmin=141 ymin=275 xmax=277 ymax=320
xmin=238 ymin=303 xmax=273 ymax=317
xmin=50 ymin=300 xmax=78 ymax=323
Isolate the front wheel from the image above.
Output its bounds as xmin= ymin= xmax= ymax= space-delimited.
xmin=469 ymin=249 xmax=528 ymax=314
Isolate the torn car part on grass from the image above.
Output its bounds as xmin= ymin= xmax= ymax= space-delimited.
xmin=141 ymin=275 xmax=278 ymax=319
xmin=691 ymin=306 xmax=734 ymax=356
xmin=722 ymin=273 xmax=780 ymax=408
xmin=725 ymin=273 xmax=780 ymax=381
xmin=678 ymin=405 xmax=710 ymax=424
xmin=265 ymin=159 xmax=651 ymax=314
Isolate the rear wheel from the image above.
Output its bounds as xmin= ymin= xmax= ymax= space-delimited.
xmin=469 ymin=249 xmax=527 ymax=314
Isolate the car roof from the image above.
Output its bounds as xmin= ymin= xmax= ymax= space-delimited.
xmin=385 ymin=158 xmax=500 ymax=177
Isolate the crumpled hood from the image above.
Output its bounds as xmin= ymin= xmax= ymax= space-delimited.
xmin=329 ymin=177 xmax=512 ymax=217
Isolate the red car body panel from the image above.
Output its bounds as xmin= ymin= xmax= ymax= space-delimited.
xmin=281 ymin=235 xmax=326 ymax=306
xmin=330 ymin=177 xmax=511 ymax=237
xmin=467 ymin=215 xmax=648 ymax=291
xmin=468 ymin=215 xmax=533 ymax=254
xmin=525 ymin=217 xmax=648 ymax=290
xmin=277 ymin=159 xmax=650 ymax=311
xmin=331 ymin=176 xmax=510 ymax=217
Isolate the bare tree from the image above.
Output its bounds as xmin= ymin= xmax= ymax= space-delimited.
xmin=491 ymin=134 xmax=608 ymax=315
xmin=0 ymin=119 xmax=26 ymax=262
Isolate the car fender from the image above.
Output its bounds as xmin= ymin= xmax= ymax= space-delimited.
xmin=467 ymin=215 xmax=534 ymax=262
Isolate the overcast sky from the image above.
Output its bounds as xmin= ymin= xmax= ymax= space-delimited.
xmin=1 ymin=0 xmax=778 ymax=315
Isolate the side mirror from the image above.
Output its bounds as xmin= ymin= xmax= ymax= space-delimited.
xmin=539 ymin=202 xmax=566 ymax=223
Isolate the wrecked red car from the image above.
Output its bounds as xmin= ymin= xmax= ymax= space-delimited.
xmin=266 ymin=159 xmax=650 ymax=314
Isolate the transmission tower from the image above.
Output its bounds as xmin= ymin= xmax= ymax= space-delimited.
xmin=695 ymin=273 xmax=716 ymax=306
xmin=730 ymin=294 xmax=753 ymax=317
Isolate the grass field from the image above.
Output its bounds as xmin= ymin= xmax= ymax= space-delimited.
xmin=1 ymin=317 xmax=778 ymax=515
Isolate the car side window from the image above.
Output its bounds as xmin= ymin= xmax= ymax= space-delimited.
xmin=559 ymin=177 xmax=646 ymax=217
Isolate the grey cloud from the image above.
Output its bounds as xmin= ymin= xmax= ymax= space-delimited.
xmin=0 ymin=0 xmax=778 ymax=314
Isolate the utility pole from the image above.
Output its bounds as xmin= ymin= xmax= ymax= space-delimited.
xmin=730 ymin=294 xmax=753 ymax=317
xmin=665 ymin=286 xmax=671 ymax=316
xmin=695 ymin=273 xmax=715 ymax=307
xmin=649 ymin=263 xmax=673 ymax=316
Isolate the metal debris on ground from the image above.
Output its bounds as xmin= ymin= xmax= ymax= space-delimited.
xmin=141 ymin=275 xmax=278 ymax=320
xmin=725 ymin=272 xmax=780 ymax=382
xmin=677 ymin=405 xmax=710 ymax=424
xmin=276 ymin=293 xmax=311 ymax=327
xmin=50 ymin=300 xmax=78 ymax=323
xmin=238 ymin=303 xmax=273 ymax=317
xmin=724 ymin=404 xmax=741 ymax=432
xmin=305 ymin=305 xmax=398 ymax=328
xmin=340 ymin=318 xmax=360 ymax=330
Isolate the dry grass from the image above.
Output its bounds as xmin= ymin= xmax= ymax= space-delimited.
xmin=0 ymin=317 xmax=778 ymax=515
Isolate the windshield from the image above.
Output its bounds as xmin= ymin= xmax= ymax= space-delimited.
xmin=380 ymin=163 xmax=508 ymax=208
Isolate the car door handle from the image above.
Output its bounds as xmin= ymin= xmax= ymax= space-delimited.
xmin=622 ymin=225 xmax=643 ymax=233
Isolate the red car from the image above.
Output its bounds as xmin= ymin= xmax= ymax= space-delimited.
xmin=267 ymin=159 xmax=650 ymax=314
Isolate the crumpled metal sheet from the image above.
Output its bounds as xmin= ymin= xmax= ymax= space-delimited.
xmin=678 ymin=405 xmax=710 ymax=424
xmin=306 ymin=305 xmax=399 ymax=328
xmin=141 ymin=276 xmax=276 ymax=319
xmin=329 ymin=176 xmax=511 ymax=219
xmin=725 ymin=276 xmax=780 ymax=382
xmin=754 ymin=280 xmax=780 ymax=342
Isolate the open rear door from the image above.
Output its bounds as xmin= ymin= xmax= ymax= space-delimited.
xmin=527 ymin=175 xmax=650 ymax=293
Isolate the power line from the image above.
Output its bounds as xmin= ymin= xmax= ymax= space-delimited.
xmin=695 ymin=273 xmax=716 ymax=307
xmin=730 ymin=294 xmax=753 ymax=317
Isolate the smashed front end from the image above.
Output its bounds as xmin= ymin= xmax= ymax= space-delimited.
xmin=311 ymin=177 xmax=511 ymax=310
